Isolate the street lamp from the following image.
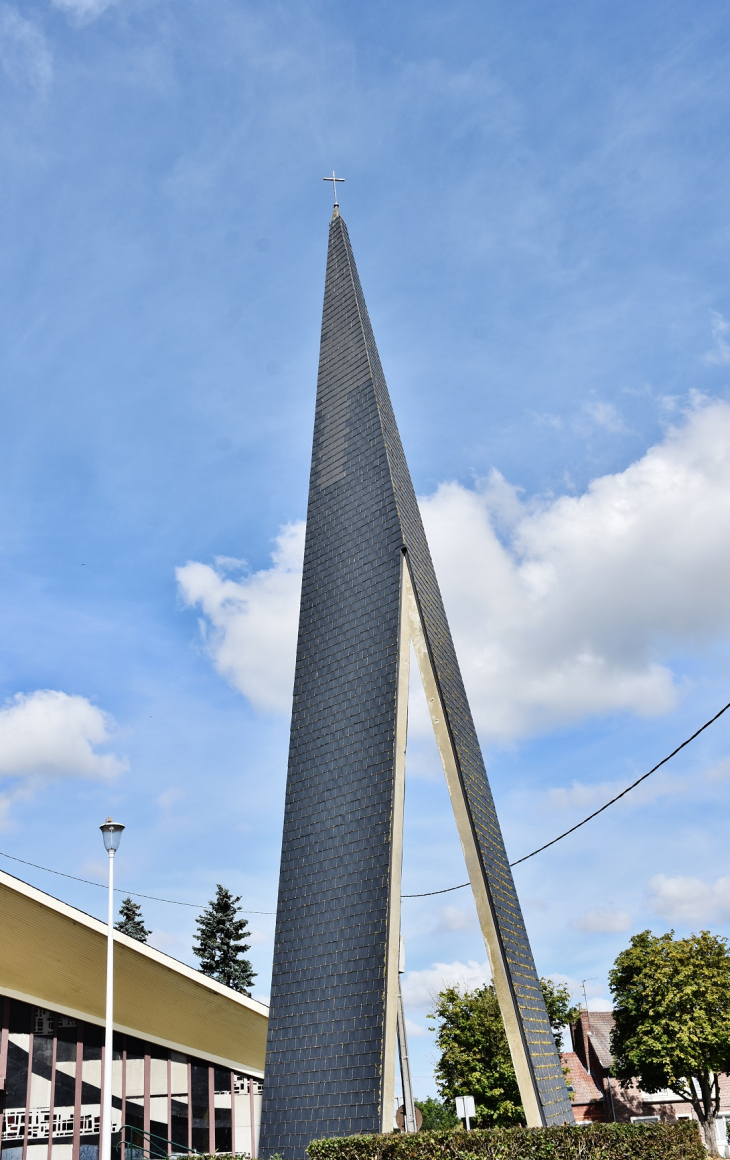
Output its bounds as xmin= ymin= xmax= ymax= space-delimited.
xmin=100 ymin=818 xmax=124 ymax=1160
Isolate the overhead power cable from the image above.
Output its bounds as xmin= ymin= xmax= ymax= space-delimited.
xmin=0 ymin=850 xmax=275 ymax=913
xmin=403 ymin=697 xmax=730 ymax=896
xmin=2 ymin=700 xmax=728 ymax=909
xmin=401 ymin=882 xmax=472 ymax=898
xmin=509 ymin=697 xmax=730 ymax=866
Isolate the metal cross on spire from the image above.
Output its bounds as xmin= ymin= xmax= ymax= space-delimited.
xmin=323 ymin=170 xmax=345 ymax=205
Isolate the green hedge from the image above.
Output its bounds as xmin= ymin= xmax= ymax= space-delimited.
xmin=306 ymin=1121 xmax=704 ymax=1160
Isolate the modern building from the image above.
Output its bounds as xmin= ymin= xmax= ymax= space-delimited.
xmin=0 ymin=870 xmax=269 ymax=1160
xmin=260 ymin=201 xmax=572 ymax=1160
xmin=563 ymin=1010 xmax=730 ymax=1153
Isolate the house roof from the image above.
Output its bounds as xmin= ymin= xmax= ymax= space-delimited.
xmin=560 ymin=1052 xmax=604 ymax=1105
xmin=584 ymin=1011 xmax=615 ymax=1070
xmin=0 ymin=869 xmax=268 ymax=1076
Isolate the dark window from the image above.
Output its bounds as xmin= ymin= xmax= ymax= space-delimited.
xmin=8 ymin=1001 xmax=31 ymax=1035
xmin=123 ymin=1035 xmax=145 ymax=1152
xmin=149 ymin=1040 xmax=168 ymax=1145
xmin=190 ymin=1062 xmax=209 ymax=1154
xmin=29 ymin=1026 xmax=54 ymax=1146
xmin=169 ymin=1053 xmax=188 ymax=1152
xmin=213 ymin=1068 xmax=232 ymax=1153
xmin=170 ymin=1099 xmax=188 ymax=1152
xmin=80 ymin=1022 xmax=103 ymax=1148
xmin=83 ymin=1024 xmax=103 ymax=1061
xmin=4 ymin=1000 xmax=30 ymax=1152
xmin=170 ymin=1101 xmax=188 ymax=1151
xmin=52 ymin=1059 xmax=77 ymax=1145
xmin=5 ymin=1040 xmax=29 ymax=1108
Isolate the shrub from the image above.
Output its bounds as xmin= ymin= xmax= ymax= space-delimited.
xmin=306 ymin=1121 xmax=703 ymax=1160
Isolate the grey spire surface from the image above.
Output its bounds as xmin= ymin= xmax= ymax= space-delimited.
xmin=258 ymin=212 xmax=573 ymax=1159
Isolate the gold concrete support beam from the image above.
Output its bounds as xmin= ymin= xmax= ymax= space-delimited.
xmin=401 ymin=563 xmax=543 ymax=1128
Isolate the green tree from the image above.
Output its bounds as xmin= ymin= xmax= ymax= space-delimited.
xmin=114 ymin=897 xmax=151 ymax=943
xmin=609 ymin=929 xmax=730 ymax=1155
xmin=429 ymin=978 xmax=578 ymax=1127
xmin=193 ymin=884 xmax=256 ymax=996
xmin=414 ymin=1097 xmax=459 ymax=1130
xmin=540 ymin=977 xmax=580 ymax=1051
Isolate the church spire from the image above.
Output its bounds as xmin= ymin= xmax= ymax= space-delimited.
xmin=258 ymin=213 xmax=573 ymax=1159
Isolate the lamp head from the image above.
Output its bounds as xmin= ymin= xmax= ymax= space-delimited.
xmin=100 ymin=817 xmax=125 ymax=852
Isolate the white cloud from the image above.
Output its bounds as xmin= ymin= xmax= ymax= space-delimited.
xmin=156 ymin=787 xmax=185 ymax=817
xmin=571 ymin=908 xmax=631 ymax=933
xmin=50 ymin=0 xmax=120 ymax=24
xmin=419 ymin=398 xmax=730 ymax=739
xmin=705 ymin=312 xmax=730 ymax=365
xmin=547 ymin=770 xmax=690 ymax=813
xmin=0 ymin=6 xmax=52 ymax=93
xmin=408 ymin=903 xmax=477 ymax=936
xmin=246 ymin=928 xmax=270 ymax=946
xmin=0 ymin=690 xmax=125 ymax=779
xmin=647 ymin=873 xmax=730 ymax=924
xmin=0 ymin=690 xmax=127 ymax=824
xmin=400 ymin=959 xmax=491 ymax=1008
xmin=434 ymin=905 xmax=474 ymax=932
xmin=582 ymin=400 xmax=625 ymax=433
xmin=176 ymin=523 xmax=304 ymax=715
xmin=706 ymin=757 xmax=730 ymax=782
xmin=405 ymin=1018 xmax=429 ymax=1039
xmin=181 ymin=400 xmax=730 ymax=742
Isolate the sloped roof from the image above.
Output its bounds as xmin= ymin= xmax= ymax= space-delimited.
xmin=561 ymin=1052 xmax=604 ymax=1105
xmin=0 ymin=869 xmax=268 ymax=1075
xmin=585 ymin=1011 xmax=615 ymax=1070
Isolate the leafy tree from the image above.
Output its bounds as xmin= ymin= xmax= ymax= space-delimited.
xmin=414 ymin=1097 xmax=459 ymax=1130
xmin=429 ymin=978 xmax=578 ymax=1127
xmin=540 ymin=978 xmax=580 ymax=1051
xmin=115 ymin=897 xmax=151 ymax=943
xmin=609 ymin=929 xmax=730 ymax=1155
xmin=193 ymin=884 xmax=256 ymax=996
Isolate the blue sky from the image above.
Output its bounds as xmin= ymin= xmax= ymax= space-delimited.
xmin=3 ymin=0 xmax=730 ymax=1100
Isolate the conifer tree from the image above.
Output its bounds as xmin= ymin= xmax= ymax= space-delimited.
xmin=193 ymin=884 xmax=256 ymax=996
xmin=115 ymin=897 xmax=151 ymax=943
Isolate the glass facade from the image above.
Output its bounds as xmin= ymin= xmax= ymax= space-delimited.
xmin=0 ymin=997 xmax=263 ymax=1159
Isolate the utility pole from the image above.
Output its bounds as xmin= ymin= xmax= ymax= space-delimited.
xmin=397 ymin=938 xmax=417 ymax=1132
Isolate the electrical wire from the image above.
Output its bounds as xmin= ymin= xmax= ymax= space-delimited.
xmin=2 ymin=699 xmax=728 ymax=909
xmin=509 ymin=697 xmax=730 ymax=867
xmin=401 ymin=882 xmax=470 ymax=898
xmin=403 ymin=697 xmax=730 ymax=895
xmin=0 ymin=850 xmax=275 ymax=913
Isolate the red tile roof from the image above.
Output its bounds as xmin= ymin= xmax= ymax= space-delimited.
xmin=561 ymin=1052 xmax=604 ymax=1105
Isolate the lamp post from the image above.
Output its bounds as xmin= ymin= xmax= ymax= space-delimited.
xmin=100 ymin=817 xmax=124 ymax=1160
